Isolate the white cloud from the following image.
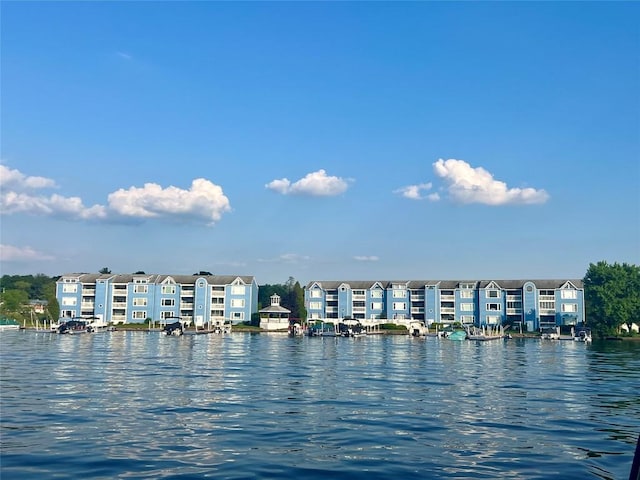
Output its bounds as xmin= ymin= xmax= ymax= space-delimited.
xmin=433 ymin=158 xmax=549 ymax=205
xmin=0 ymin=164 xmax=57 ymax=190
xmin=394 ymin=182 xmax=434 ymax=200
xmin=354 ymin=255 xmax=379 ymax=262
xmin=266 ymin=169 xmax=350 ymax=196
xmin=0 ymin=244 xmax=54 ymax=262
xmin=0 ymin=165 xmax=232 ymax=225
xmin=0 ymin=165 xmax=106 ymax=220
xmin=257 ymin=253 xmax=311 ymax=263
xmin=107 ymin=178 xmax=231 ymax=225
xmin=116 ymin=51 xmax=133 ymax=61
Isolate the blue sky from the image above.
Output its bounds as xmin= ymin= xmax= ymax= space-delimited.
xmin=1 ymin=2 xmax=638 ymax=285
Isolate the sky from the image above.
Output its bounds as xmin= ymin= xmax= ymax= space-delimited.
xmin=1 ymin=1 xmax=639 ymax=286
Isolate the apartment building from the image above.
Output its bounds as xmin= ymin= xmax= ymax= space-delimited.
xmin=304 ymin=279 xmax=585 ymax=331
xmin=56 ymin=273 xmax=258 ymax=326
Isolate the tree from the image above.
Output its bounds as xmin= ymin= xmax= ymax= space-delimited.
xmin=99 ymin=267 xmax=111 ymax=274
xmin=0 ymin=289 xmax=29 ymax=313
xmin=584 ymin=261 xmax=640 ymax=337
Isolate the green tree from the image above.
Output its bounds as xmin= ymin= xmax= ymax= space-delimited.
xmin=0 ymin=289 xmax=29 ymax=313
xmin=584 ymin=261 xmax=640 ymax=337
xmin=99 ymin=267 xmax=111 ymax=274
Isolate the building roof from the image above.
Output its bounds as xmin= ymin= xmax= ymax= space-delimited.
xmin=306 ymin=279 xmax=584 ymax=289
xmin=59 ymin=273 xmax=256 ymax=285
xmin=259 ymin=305 xmax=291 ymax=314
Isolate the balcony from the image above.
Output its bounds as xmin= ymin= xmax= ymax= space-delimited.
xmin=440 ymin=307 xmax=455 ymax=314
xmin=81 ymin=302 xmax=95 ymax=309
xmin=325 ymin=295 xmax=337 ymax=301
xmin=82 ymin=289 xmax=96 ymax=296
xmin=112 ymin=302 xmax=127 ymax=308
xmin=111 ymin=315 xmax=126 ymax=323
xmin=181 ymin=290 xmax=194 ymax=297
xmin=440 ymin=295 xmax=455 ymax=301
xmin=411 ymin=307 xmax=424 ymax=314
xmin=180 ymin=303 xmax=194 ymax=310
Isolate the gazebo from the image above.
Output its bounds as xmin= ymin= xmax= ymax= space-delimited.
xmin=259 ymin=294 xmax=291 ymax=331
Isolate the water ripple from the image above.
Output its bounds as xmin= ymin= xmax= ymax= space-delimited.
xmin=1 ymin=331 xmax=639 ymax=479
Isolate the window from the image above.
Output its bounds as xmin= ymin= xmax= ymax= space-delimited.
xmin=460 ymin=315 xmax=475 ymax=323
xmin=487 ymin=290 xmax=499 ymax=298
xmin=132 ymin=311 xmax=147 ymax=320
xmin=392 ymin=290 xmax=406 ymax=298
xmin=507 ymin=301 xmax=522 ymax=309
xmin=134 ymin=285 xmax=148 ymax=294
xmin=231 ymin=285 xmax=245 ymax=295
xmin=133 ymin=298 xmax=148 ymax=306
xmin=540 ymin=301 xmax=555 ymax=310
xmin=371 ymin=290 xmax=383 ymax=298
xmin=310 ymin=290 xmax=322 ymax=298
xmin=371 ymin=302 xmax=383 ymax=310
xmin=161 ymin=298 xmax=175 ymax=307
xmin=232 ymin=312 xmax=244 ymax=320
xmin=561 ymin=290 xmax=577 ymax=299
xmin=353 ymin=289 xmax=365 ymax=295
xmin=162 ymin=285 xmax=176 ymax=295
xmin=460 ymin=283 xmax=475 ymax=289
xmin=526 ymin=285 xmax=533 ymax=292
xmin=231 ymin=299 xmax=245 ymax=308
xmin=61 ymin=297 xmax=77 ymax=306
xmin=486 ymin=303 xmax=501 ymax=311
xmin=134 ymin=278 xmax=147 ymax=284
xmin=392 ymin=302 xmax=406 ymax=310
xmin=486 ymin=315 xmax=500 ymax=324
xmin=460 ymin=290 xmax=473 ymax=299
xmin=62 ymin=284 xmax=78 ymax=293
xmin=309 ymin=302 xmax=322 ymax=310
xmin=561 ymin=303 xmax=578 ymax=312
xmin=161 ymin=311 xmax=175 ymax=319
xmin=460 ymin=303 xmax=474 ymax=311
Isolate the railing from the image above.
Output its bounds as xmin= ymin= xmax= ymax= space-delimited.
xmin=440 ymin=307 xmax=455 ymax=314
xmin=111 ymin=315 xmax=126 ymax=323
xmin=440 ymin=295 xmax=455 ymax=301
xmin=112 ymin=302 xmax=127 ymax=308
xmin=181 ymin=290 xmax=194 ymax=296
xmin=82 ymin=289 xmax=96 ymax=296
xmin=180 ymin=303 xmax=194 ymax=310
xmin=325 ymin=295 xmax=337 ymax=301
xmin=81 ymin=302 xmax=95 ymax=309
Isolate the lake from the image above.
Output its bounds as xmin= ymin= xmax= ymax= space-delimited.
xmin=1 ymin=330 xmax=639 ymax=479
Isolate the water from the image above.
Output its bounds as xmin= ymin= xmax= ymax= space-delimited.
xmin=1 ymin=331 xmax=639 ymax=479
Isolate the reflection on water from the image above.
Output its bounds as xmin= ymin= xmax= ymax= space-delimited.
xmin=1 ymin=330 xmax=639 ymax=480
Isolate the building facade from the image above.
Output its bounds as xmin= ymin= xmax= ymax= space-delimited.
xmin=305 ymin=279 xmax=585 ymax=331
xmin=56 ymin=273 xmax=258 ymax=326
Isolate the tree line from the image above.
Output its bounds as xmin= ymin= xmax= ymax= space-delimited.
xmin=1 ymin=264 xmax=638 ymax=336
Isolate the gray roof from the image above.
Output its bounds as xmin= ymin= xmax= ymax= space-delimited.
xmin=60 ymin=273 xmax=256 ymax=285
xmin=259 ymin=305 xmax=291 ymax=314
xmin=306 ymin=279 xmax=583 ymax=289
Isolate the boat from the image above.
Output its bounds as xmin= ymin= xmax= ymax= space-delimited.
xmin=308 ymin=321 xmax=337 ymax=337
xmin=0 ymin=317 xmax=21 ymax=330
xmin=162 ymin=321 xmax=184 ymax=336
xmin=288 ymin=322 xmax=304 ymax=336
xmin=57 ymin=319 xmax=89 ymax=334
xmin=338 ymin=319 xmax=366 ymax=337
xmin=445 ymin=329 xmax=467 ymax=341
xmin=466 ymin=325 xmax=504 ymax=341
xmin=573 ymin=327 xmax=592 ymax=343
xmin=408 ymin=320 xmax=428 ymax=337
xmin=86 ymin=316 xmax=109 ymax=333
xmin=540 ymin=326 xmax=560 ymax=340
